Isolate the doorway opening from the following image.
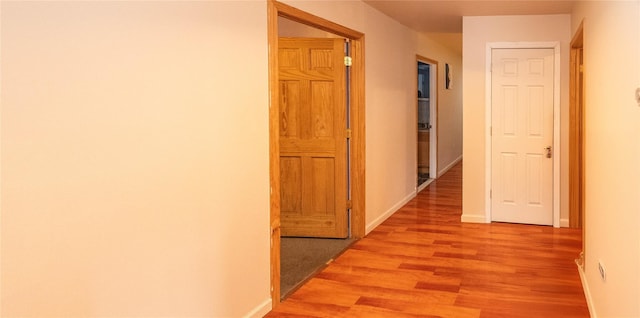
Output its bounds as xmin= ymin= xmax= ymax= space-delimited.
xmin=277 ymin=19 xmax=355 ymax=299
xmin=267 ymin=0 xmax=366 ymax=307
xmin=417 ymin=57 xmax=438 ymax=191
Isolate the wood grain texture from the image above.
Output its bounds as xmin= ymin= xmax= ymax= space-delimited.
xmin=349 ymin=37 xmax=365 ymax=239
xmin=265 ymin=163 xmax=589 ymax=317
xmin=569 ymin=22 xmax=585 ymax=232
xmin=267 ymin=0 xmax=282 ymax=306
xmin=569 ymin=22 xmax=585 ymax=267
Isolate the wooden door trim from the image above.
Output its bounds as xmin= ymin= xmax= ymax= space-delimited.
xmin=267 ymin=0 xmax=366 ymax=307
xmin=569 ymin=21 xmax=585 ymax=266
xmin=569 ymin=21 xmax=584 ymax=228
xmin=416 ymin=55 xmax=439 ymax=189
xmin=484 ymin=42 xmax=561 ymax=227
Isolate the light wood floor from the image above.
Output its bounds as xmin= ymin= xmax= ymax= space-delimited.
xmin=265 ymin=163 xmax=589 ymax=317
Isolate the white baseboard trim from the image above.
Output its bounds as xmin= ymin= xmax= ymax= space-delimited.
xmin=244 ymin=298 xmax=272 ymax=318
xmin=437 ymin=155 xmax=463 ymax=178
xmin=560 ymin=218 xmax=570 ymax=228
xmin=366 ymin=192 xmax=416 ymax=234
xmin=577 ymin=264 xmax=596 ymax=318
xmin=460 ymin=214 xmax=488 ymax=223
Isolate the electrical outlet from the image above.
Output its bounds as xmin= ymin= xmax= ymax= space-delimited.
xmin=598 ymin=260 xmax=606 ymax=282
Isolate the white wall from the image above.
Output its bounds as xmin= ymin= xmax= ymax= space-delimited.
xmin=1 ymin=2 xmax=271 ymax=317
xmin=571 ymin=1 xmax=640 ymax=316
xmin=461 ymin=15 xmax=572 ymax=224
xmin=417 ymin=33 xmax=463 ymax=176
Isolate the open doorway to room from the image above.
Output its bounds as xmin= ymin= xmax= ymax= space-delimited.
xmin=417 ymin=57 xmax=438 ymax=191
xmin=268 ymin=0 xmax=366 ymax=306
xmin=277 ymin=18 xmax=356 ymax=298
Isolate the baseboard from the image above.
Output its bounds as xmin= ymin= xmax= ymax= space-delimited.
xmin=366 ymin=192 xmax=416 ymax=234
xmin=243 ymin=298 xmax=272 ymax=318
xmin=577 ymin=263 xmax=596 ymax=318
xmin=437 ymin=155 xmax=463 ymax=178
xmin=560 ymin=218 xmax=570 ymax=228
xmin=460 ymin=214 xmax=488 ymax=223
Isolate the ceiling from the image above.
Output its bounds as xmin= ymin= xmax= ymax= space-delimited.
xmin=362 ymin=1 xmax=577 ymax=33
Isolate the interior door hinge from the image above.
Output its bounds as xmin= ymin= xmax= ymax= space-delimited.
xmin=346 ymin=129 xmax=352 ymax=139
xmin=344 ymin=56 xmax=352 ymax=67
xmin=346 ymin=200 xmax=353 ymax=209
xmin=490 ymin=190 xmax=492 ymax=199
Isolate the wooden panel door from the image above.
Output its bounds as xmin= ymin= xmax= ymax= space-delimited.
xmin=279 ymin=37 xmax=348 ymax=238
xmin=491 ymin=48 xmax=554 ymax=225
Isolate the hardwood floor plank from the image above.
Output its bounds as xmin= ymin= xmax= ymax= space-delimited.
xmin=355 ymin=297 xmax=480 ymax=318
xmin=265 ymin=162 xmax=589 ymax=317
xmin=343 ymin=305 xmax=433 ymax=318
xmin=320 ymin=263 xmax=437 ymax=287
xmin=287 ymin=277 xmax=458 ymax=307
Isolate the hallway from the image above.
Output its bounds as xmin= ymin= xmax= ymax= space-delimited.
xmin=266 ymin=163 xmax=589 ymax=317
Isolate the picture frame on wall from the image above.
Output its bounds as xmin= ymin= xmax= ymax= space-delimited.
xmin=446 ymin=63 xmax=452 ymax=89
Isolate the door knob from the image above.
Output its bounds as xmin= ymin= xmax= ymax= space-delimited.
xmin=545 ymin=146 xmax=552 ymax=158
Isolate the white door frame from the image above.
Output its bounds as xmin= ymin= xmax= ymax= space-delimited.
xmin=484 ymin=42 xmax=561 ymax=228
xmin=428 ymin=62 xmax=437 ymax=181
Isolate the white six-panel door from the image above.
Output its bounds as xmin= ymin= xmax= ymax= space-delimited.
xmin=491 ymin=48 xmax=554 ymax=225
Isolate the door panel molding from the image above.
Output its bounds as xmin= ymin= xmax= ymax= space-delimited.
xmin=278 ymin=38 xmax=348 ymax=238
xmin=484 ymin=42 xmax=561 ymax=227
